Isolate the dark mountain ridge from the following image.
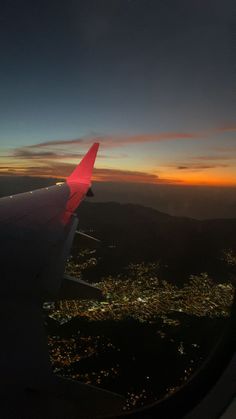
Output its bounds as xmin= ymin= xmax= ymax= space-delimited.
xmin=76 ymin=201 xmax=236 ymax=283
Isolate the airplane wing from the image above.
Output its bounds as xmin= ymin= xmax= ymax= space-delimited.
xmin=0 ymin=143 xmax=125 ymax=418
xmin=0 ymin=142 xmax=102 ymax=298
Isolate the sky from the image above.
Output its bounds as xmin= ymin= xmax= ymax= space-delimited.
xmin=0 ymin=0 xmax=236 ymax=186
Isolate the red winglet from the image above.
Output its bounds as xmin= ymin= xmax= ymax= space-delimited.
xmin=62 ymin=143 xmax=99 ymax=224
xmin=67 ymin=143 xmax=99 ymax=185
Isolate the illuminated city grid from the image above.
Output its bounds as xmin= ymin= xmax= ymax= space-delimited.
xmin=45 ymin=250 xmax=235 ymax=410
xmin=51 ymin=259 xmax=234 ymax=324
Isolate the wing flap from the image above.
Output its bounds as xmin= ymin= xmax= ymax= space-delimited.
xmin=56 ymin=274 xmax=104 ymax=300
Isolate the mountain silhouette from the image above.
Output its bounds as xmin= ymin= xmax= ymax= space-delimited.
xmin=76 ymin=202 xmax=236 ymax=283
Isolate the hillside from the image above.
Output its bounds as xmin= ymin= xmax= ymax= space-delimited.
xmin=76 ymin=201 xmax=236 ymax=283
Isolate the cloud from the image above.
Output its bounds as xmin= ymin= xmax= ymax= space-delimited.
xmin=93 ymin=168 xmax=182 ymax=184
xmin=13 ymin=148 xmax=84 ymax=160
xmin=118 ymin=132 xmax=201 ymax=143
xmin=176 ymin=163 xmax=229 ymax=170
xmin=25 ymin=131 xmax=201 ymax=151
xmin=0 ymin=160 xmax=182 ymax=184
xmin=191 ymin=155 xmax=236 ymax=161
xmin=0 ymin=162 xmax=74 ymax=178
xmin=211 ymin=147 xmax=236 ymax=154
xmin=5 ymin=146 xmax=126 ymax=161
xmin=20 ymin=120 xmax=236 ymax=152
xmin=94 ymin=168 xmax=158 ymax=183
xmin=216 ymin=125 xmax=236 ymax=133
xmin=3 ymin=121 xmax=236 ymax=162
xmin=2 ymin=122 xmax=235 ymax=185
xmin=28 ymin=138 xmax=84 ymax=149
xmin=20 ymin=120 xmax=236 ymax=153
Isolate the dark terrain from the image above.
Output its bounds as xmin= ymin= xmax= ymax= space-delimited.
xmin=1 ymin=177 xmax=235 ymax=409
xmin=76 ymin=201 xmax=236 ymax=284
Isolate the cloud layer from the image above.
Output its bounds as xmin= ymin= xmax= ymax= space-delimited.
xmin=26 ymin=131 xmax=201 ymax=150
xmin=1 ymin=123 xmax=236 ymax=185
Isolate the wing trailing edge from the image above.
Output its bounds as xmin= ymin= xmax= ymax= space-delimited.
xmin=57 ymin=273 xmax=104 ymax=300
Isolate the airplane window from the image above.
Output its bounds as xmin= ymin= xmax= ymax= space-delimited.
xmin=0 ymin=0 xmax=235 ymax=418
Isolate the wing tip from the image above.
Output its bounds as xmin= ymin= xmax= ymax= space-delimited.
xmin=67 ymin=143 xmax=99 ymax=183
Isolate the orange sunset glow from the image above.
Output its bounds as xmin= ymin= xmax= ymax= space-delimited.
xmin=1 ymin=149 xmax=236 ymax=187
xmin=1 ymin=124 xmax=236 ymax=187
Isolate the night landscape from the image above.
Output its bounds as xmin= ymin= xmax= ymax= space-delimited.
xmin=42 ymin=200 xmax=236 ymax=411
xmin=0 ymin=1 xmax=235 ymax=418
